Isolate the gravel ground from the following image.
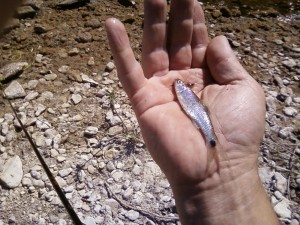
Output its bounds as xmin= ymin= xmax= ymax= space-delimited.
xmin=0 ymin=0 xmax=299 ymax=224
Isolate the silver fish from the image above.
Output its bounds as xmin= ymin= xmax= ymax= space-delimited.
xmin=174 ymin=79 xmax=217 ymax=147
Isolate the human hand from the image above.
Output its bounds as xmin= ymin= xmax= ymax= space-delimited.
xmin=106 ymin=0 xmax=279 ymax=224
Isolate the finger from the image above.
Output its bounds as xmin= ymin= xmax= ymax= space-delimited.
xmin=168 ymin=0 xmax=194 ymax=70
xmin=105 ymin=18 xmax=146 ymax=97
xmin=191 ymin=1 xmax=209 ymax=68
xmin=206 ymin=36 xmax=249 ymax=84
xmin=142 ymin=0 xmax=169 ymax=78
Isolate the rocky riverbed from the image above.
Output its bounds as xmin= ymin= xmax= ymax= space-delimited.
xmin=0 ymin=0 xmax=299 ymax=224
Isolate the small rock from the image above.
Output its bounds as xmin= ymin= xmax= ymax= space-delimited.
xmin=282 ymin=59 xmax=297 ymax=69
xmin=35 ymin=103 xmax=46 ymax=116
xmin=25 ymin=91 xmax=39 ymax=101
xmin=34 ymin=24 xmax=48 ymax=34
xmin=274 ymin=172 xmax=287 ymax=193
xmin=84 ymin=126 xmax=98 ymax=138
xmin=76 ymin=31 xmax=92 ymax=43
xmin=83 ymin=216 xmax=96 ymax=225
xmin=108 ymin=126 xmax=123 ymax=136
xmin=0 ymin=155 xmax=23 ymax=188
xmin=87 ymin=57 xmax=95 ymax=66
xmin=105 ymin=62 xmax=115 ymax=72
xmin=125 ymin=210 xmax=139 ymax=221
xmin=0 ymin=62 xmax=28 ymax=83
xmin=22 ymin=177 xmax=32 ymax=187
xmin=122 ymin=187 xmax=133 ymax=200
xmin=44 ymin=73 xmax=57 ymax=81
xmin=81 ymin=74 xmax=98 ymax=86
xmin=278 ymin=127 xmax=293 ymax=139
xmin=111 ymin=170 xmax=123 ymax=182
xmin=283 ymin=107 xmax=298 ymax=117
xmin=71 ymin=94 xmax=82 ymax=104
xmin=273 ymin=199 xmax=291 ymax=219
xmin=4 ymin=81 xmax=26 ymax=99
xmin=106 ymin=110 xmax=122 ymax=126
xmin=85 ymin=18 xmax=101 ymax=28
xmin=58 ymin=168 xmax=72 ymax=178
xmin=58 ymin=65 xmax=70 ymax=74
xmin=68 ymin=48 xmax=80 ymax=56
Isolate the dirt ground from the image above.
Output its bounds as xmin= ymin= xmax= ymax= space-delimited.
xmin=0 ymin=0 xmax=299 ymax=224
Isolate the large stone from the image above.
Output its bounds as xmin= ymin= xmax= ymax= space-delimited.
xmin=0 ymin=155 xmax=23 ymax=188
xmin=0 ymin=62 xmax=28 ymax=83
xmin=4 ymin=81 xmax=26 ymax=99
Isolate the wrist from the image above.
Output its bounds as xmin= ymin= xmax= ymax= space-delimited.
xmin=172 ymin=167 xmax=279 ymax=225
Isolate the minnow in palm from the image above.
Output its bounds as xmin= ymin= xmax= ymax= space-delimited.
xmin=174 ymin=79 xmax=217 ymax=147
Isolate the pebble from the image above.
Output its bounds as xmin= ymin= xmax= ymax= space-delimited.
xmin=111 ymin=170 xmax=123 ymax=182
xmin=81 ymin=74 xmax=98 ymax=86
xmin=71 ymin=93 xmax=82 ymax=104
xmin=58 ymin=65 xmax=69 ymax=74
xmin=125 ymin=210 xmax=139 ymax=221
xmin=4 ymin=81 xmax=26 ymax=99
xmin=274 ymin=172 xmax=287 ymax=194
xmin=283 ymin=107 xmax=298 ymax=117
xmin=44 ymin=73 xmax=57 ymax=81
xmin=35 ymin=103 xmax=46 ymax=116
xmin=278 ymin=127 xmax=293 ymax=139
xmin=105 ymin=62 xmax=115 ymax=72
xmin=0 ymin=155 xmax=23 ymax=188
xmin=282 ymin=59 xmax=297 ymax=69
xmin=84 ymin=126 xmax=98 ymax=138
xmin=25 ymin=91 xmax=39 ymax=101
xmin=106 ymin=110 xmax=122 ymax=126
xmin=108 ymin=125 xmax=123 ymax=136
xmin=58 ymin=168 xmax=72 ymax=177
xmin=273 ymin=198 xmax=291 ymax=219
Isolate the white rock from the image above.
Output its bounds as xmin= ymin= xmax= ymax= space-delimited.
xmin=273 ymin=199 xmax=291 ymax=219
xmin=81 ymin=74 xmax=98 ymax=86
xmin=274 ymin=172 xmax=287 ymax=193
xmin=111 ymin=170 xmax=123 ymax=182
xmin=71 ymin=94 xmax=82 ymax=104
xmin=4 ymin=81 xmax=26 ymax=99
xmin=0 ymin=155 xmax=23 ymax=188
xmin=58 ymin=65 xmax=69 ymax=74
xmin=283 ymin=107 xmax=298 ymax=117
xmin=105 ymin=62 xmax=115 ymax=72
xmin=84 ymin=126 xmax=98 ymax=137
xmin=125 ymin=210 xmax=139 ymax=221
xmin=58 ymin=168 xmax=72 ymax=177
xmin=35 ymin=103 xmax=46 ymax=116
xmin=25 ymin=91 xmax=39 ymax=101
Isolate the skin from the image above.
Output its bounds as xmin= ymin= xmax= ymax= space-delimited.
xmin=105 ymin=0 xmax=280 ymax=224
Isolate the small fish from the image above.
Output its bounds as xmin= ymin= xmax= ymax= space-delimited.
xmin=174 ymin=79 xmax=217 ymax=147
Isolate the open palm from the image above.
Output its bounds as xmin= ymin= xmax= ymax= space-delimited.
xmin=105 ymin=0 xmax=266 ymax=188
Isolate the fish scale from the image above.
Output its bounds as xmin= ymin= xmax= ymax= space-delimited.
xmin=174 ymin=79 xmax=217 ymax=147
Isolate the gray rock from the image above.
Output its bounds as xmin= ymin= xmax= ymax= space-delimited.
xmin=81 ymin=74 xmax=98 ymax=86
xmin=111 ymin=170 xmax=123 ymax=182
xmin=274 ymin=172 xmax=287 ymax=193
xmin=4 ymin=81 xmax=26 ymax=99
xmin=84 ymin=126 xmax=98 ymax=138
xmin=87 ymin=57 xmax=95 ymax=66
xmin=283 ymin=107 xmax=298 ymax=117
xmin=0 ymin=62 xmax=28 ymax=83
xmin=58 ymin=65 xmax=70 ymax=74
xmin=44 ymin=73 xmax=57 ymax=81
xmin=71 ymin=94 xmax=82 ymax=104
xmin=108 ymin=126 xmax=123 ymax=136
xmin=125 ymin=210 xmax=139 ymax=221
xmin=16 ymin=6 xmax=36 ymax=19
xmin=278 ymin=127 xmax=293 ymax=139
xmin=273 ymin=199 xmax=291 ymax=219
xmin=76 ymin=31 xmax=92 ymax=43
xmin=83 ymin=216 xmax=96 ymax=225
xmin=290 ymin=219 xmax=299 ymax=225
xmin=25 ymin=91 xmax=39 ymax=101
xmin=106 ymin=110 xmax=122 ymax=126
xmin=0 ymin=155 xmax=23 ymax=188
xmin=282 ymin=59 xmax=297 ymax=69
xmin=85 ymin=19 xmax=101 ymax=28
xmin=58 ymin=168 xmax=72 ymax=177
xmin=105 ymin=62 xmax=115 ymax=72
xmin=122 ymin=187 xmax=133 ymax=200
xmin=35 ymin=103 xmax=46 ymax=116
xmin=34 ymin=24 xmax=49 ymax=34
xmin=22 ymin=177 xmax=32 ymax=187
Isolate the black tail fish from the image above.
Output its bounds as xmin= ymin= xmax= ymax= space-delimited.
xmin=174 ymin=79 xmax=217 ymax=147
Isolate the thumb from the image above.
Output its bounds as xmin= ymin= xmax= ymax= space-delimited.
xmin=206 ymin=36 xmax=249 ymax=84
